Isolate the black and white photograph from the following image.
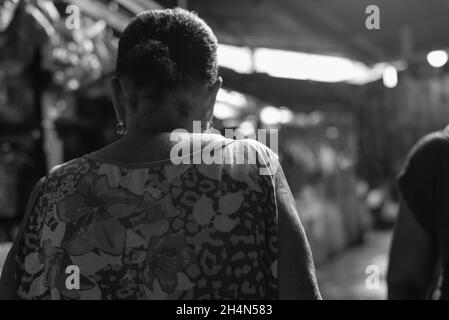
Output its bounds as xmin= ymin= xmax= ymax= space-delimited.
xmin=0 ymin=0 xmax=448 ymax=304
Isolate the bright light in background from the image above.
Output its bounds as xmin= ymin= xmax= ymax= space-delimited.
xmin=214 ymin=102 xmax=239 ymax=120
xmin=260 ymin=106 xmax=294 ymax=126
xmin=67 ymin=78 xmax=80 ymax=91
xmin=359 ymin=61 xmax=406 ymax=85
xmin=260 ymin=106 xmax=282 ymax=125
xmin=382 ymin=65 xmax=398 ymax=88
xmin=217 ymin=44 xmax=253 ymax=73
xmin=216 ymin=89 xmax=247 ymax=108
xmin=217 ymin=44 xmax=383 ymax=84
xmin=237 ymin=120 xmax=256 ymax=136
xmin=279 ymin=107 xmax=293 ymax=124
xmin=254 ymin=48 xmax=369 ymax=83
xmin=427 ymin=50 xmax=448 ymax=68
xmin=214 ymin=89 xmax=248 ymax=120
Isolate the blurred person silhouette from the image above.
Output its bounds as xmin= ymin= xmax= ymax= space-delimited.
xmin=0 ymin=8 xmax=320 ymax=300
xmin=388 ymin=126 xmax=449 ymax=299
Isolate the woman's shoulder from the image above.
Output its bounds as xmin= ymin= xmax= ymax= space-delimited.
xmin=397 ymin=128 xmax=449 ymax=235
xmin=417 ymin=127 xmax=449 ymax=150
xmin=220 ymin=138 xmax=279 ymax=176
xmin=222 ymin=137 xmax=277 ymax=157
xmin=398 ymin=128 xmax=449 ymax=202
xmin=407 ymin=129 xmax=449 ymax=165
xmin=45 ymin=156 xmax=92 ymax=181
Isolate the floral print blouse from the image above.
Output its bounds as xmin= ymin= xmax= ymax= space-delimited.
xmin=14 ymin=139 xmax=279 ymax=299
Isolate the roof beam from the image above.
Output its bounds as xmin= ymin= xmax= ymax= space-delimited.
xmin=219 ymin=67 xmax=359 ymax=111
xmin=112 ymin=0 xmax=163 ymax=15
xmin=128 ymin=0 xmax=163 ymax=11
xmin=284 ymin=1 xmax=385 ymax=62
xmin=113 ymin=0 xmax=148 ymax=14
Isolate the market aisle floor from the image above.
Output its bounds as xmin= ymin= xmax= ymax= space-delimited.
xmin=316 ymin=230 xmax=392 ymax=300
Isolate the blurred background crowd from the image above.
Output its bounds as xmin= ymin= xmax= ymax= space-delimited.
xmin=2 ymin=0 xmax=449 ymax=299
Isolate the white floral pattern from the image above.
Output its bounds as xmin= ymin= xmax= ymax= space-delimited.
xmin=15 ymin=140 xmax=279 ymax=299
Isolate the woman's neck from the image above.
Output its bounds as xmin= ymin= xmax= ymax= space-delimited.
xmin=90 ymin=130 xmax=225 ymax=165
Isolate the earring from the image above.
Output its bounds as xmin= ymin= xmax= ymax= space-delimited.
xmin=202 ymin=119 xmax=213 ymax=132
xmin=116 ymin=121 xmax=127 ymax=136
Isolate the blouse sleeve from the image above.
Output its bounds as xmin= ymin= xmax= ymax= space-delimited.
xmin=397 ymin=131 xmax=449 ymax=235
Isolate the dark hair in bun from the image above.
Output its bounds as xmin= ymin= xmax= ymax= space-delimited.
xmin=116 ymin=8 xmax=218 ymax=101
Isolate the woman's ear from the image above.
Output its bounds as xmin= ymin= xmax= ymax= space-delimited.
xmin=205 ymin=76 xmax=223 ymax=118
xmin=111 ymin=77 xmax=126 ymax=122
xmin=212 ymin=76 xmax=223 ymax=96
